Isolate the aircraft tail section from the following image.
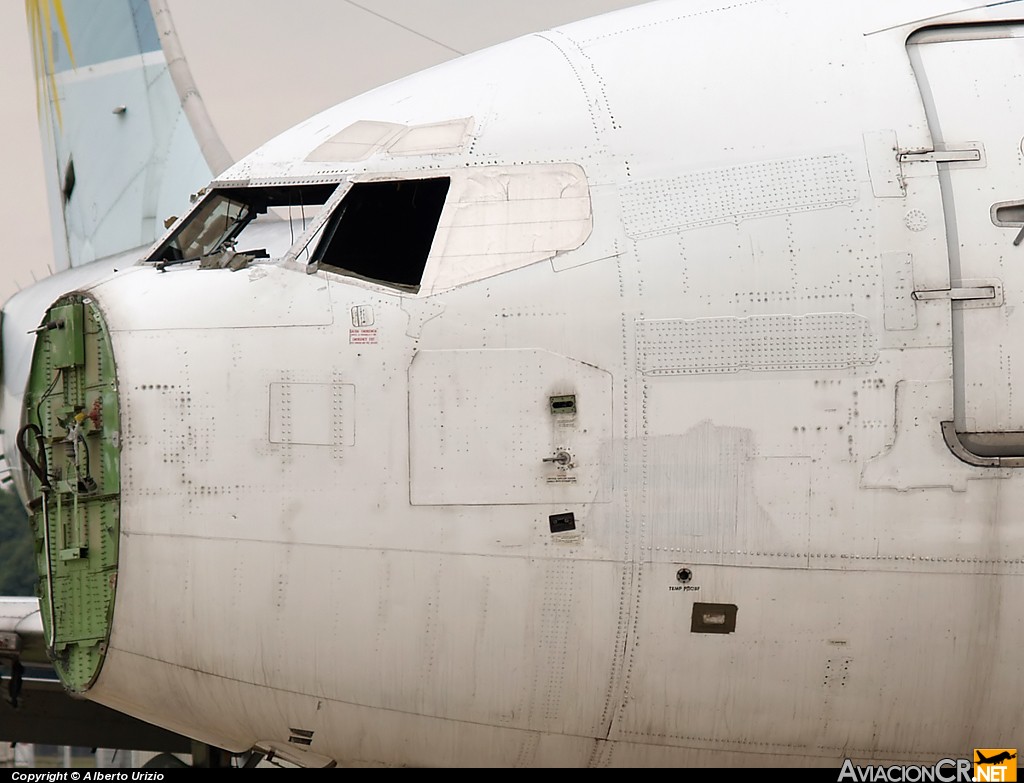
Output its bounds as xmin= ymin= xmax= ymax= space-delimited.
xmin=26 ymin=0 xmax=233 ymax=270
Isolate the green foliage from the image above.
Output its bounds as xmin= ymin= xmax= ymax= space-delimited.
xmin=0 ymin=487 xmax=36 ymax=596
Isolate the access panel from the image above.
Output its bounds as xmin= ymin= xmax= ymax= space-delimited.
xmin=408 ymin=349 xmax=612 ymax=505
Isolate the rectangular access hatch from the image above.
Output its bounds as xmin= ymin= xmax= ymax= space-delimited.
xmin=49 ymin=303 xmax=85 ymax=369
xmin=691 ymin=603 xmax=738 ymax=634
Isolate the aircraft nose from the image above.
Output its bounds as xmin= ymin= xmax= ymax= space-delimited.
xmin=16 ymin=293 xmax=122 ymax=694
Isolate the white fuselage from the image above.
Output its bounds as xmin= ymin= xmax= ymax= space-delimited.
xmin=6 ymin=0 xmax=1024 ymax=767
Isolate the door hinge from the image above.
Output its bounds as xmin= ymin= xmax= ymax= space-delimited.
xmin=912 ymin=286 xmax=995 ymax=301
xmin=899 ymin=148 xmax=982 ymax=164
xmin=912 ymin=278 xmax=1003 ymax=308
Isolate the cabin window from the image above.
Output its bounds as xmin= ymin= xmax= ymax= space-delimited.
xmin=311 ymin=177 xmax=450 ymax=291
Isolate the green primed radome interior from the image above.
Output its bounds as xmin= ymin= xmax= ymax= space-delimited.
xmin=22 ymin=295 xmax=120 ymax=693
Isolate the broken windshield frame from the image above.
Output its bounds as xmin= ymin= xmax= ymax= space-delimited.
xmin=144 ymin=183 xmax=341 ymax=268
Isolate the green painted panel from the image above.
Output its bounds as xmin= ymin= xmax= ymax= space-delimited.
xmin=48 ymin=303 xmax=85 ymax=370
xmin=22 ymin=295 xmax=120 ymax=694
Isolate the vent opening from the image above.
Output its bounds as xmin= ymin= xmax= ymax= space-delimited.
xmin=313 ymin=177 xmax=450 ymax=291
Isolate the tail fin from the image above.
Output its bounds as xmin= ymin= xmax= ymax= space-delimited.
xmin=27 ymin=0 xmax=233 ymax=270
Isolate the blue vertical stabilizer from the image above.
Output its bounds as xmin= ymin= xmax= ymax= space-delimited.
xmin=27 ymin=0 xmax=232 ymax=269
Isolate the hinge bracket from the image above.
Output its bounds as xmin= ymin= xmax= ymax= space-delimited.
xmin=912 ymin=278 xmax=1003 ymax=308
xmin=899 ymin=148 xmax=982 ymax=164
xmin=912 ymin=286 xmax=995 ymax=301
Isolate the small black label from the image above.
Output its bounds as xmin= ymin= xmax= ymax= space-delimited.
xmin=691 ymin=602 xmax=738 ymax=634
xmin=549 ymin=512 xmax=576 ymax=533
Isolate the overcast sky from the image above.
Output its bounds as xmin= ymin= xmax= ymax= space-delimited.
xmin=0 ymin=0 xmax=644 ymax=304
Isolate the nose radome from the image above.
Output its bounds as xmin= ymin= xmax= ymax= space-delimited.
xmin=19 ymin=293 xmax=121 ymax=694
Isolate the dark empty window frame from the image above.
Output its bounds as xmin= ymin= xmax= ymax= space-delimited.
xmin=311 ymin=177 xmax=450 ymax=292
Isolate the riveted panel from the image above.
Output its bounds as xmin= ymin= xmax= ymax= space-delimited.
xmin=408 ymin=349 xmax=612 ymax=505
xmin=863 ymin=130 xmax=906 ymax=198
xmin=269 ymin=383 xmax=355 ymax=447
xmin=22 ymin=295 xmax=121 ymax=694
xmin=619 ymin=153 xmax=858 ymax=238
xmin=637 ymin=313 xmax=878 ymax=375
xmin=881 ymin=252 xmax=918 ymax=331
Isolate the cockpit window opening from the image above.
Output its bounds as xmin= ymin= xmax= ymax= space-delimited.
xmin=145 ymin=183 xmax=338 ymax=267
xmin=174 ymin=195 xmax=250 ymax=261
xmin=310 ymin=177 xmax=450 ymax=291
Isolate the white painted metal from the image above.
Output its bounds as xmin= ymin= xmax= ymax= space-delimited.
xmin=6 ymin=0 xmax=1024 ymax=769
xmin=408 ymin=349 xmax=612 ymax=505
xmin=909 ymin=28 xmax=1024 ymax=439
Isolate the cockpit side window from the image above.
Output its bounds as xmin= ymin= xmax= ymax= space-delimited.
xmin=312 ymin=177 xmax=450 ymax=291
xmin=161 ymin=195 xmax=251 ymax=263
xmin=146 ymin=183 xmax=337 ymax=266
